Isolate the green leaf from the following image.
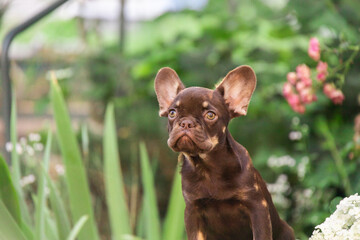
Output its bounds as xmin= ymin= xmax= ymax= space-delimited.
xmin=103 ymin=103 xmax=132 ymax=239
xmin=35 ymin=130 xmax=52 ymax=240
xmin=0 ymin=155 xmax=21 ymax=226
xmin=139 ymin=142 xmax=161 ymax=240
xmin=10 ymin=92 xmax=21 ymax=189
xmin=10 ymin=94 xmax=31 ymax=226
xmin=45 ymin=170 xmax=71 ymax=240
xmin=50 ymin=78 xmax=99 ymax=240
xmin=44 ymin=208 xmax=59 ymax=240
xmin=162 ymin=164 xmax=185 ymax=240
xmin=0 ymin=199 xmax=27 ymax=240
xmin=66 ymin=215 xmax=89 ymax=240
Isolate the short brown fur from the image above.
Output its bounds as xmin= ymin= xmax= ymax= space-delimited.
xmin=155 ymin=66 xmax=295 ymax=240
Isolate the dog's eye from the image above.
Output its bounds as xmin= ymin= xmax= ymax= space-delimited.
xmin=168 ymin=110 xmax=177 ymax=119
xmin=205 ymin=111 xmax=216 ymax=120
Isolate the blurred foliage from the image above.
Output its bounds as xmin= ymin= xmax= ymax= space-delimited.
xmin=76 ymin=0 xmax=360 ymax=238
xmin=3 ymin=0 xmax=360 ymax=239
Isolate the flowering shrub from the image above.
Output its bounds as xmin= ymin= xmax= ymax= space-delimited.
xmin=310 ymin=194 xmax=360 ymax=240
xmin=283 ymin=37 xmax=358 ymax=113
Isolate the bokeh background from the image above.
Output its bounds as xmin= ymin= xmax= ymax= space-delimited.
xmin=0 ymin=0 xmax=360 ymax=239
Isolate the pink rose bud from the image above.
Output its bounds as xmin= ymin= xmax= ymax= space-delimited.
xmin=317 ymin=73 xmax=327 ymax=82
xmin=300 ymin=88 xmax=314 ymax=104
xmin=287 ymin=72 xmax=298 ymax=85
xmin=296 ymin=81 xmax=306 ymax=92
xmin=296 ymin=64 xmax=311 ymax=81
xmin=283 ymin=82 xmax=293 ymax=97
xmin=287 ymin=93 xmax=300 ymax=106
xmin=316 ymin=61 xmax=328 ymax=82
xmin=316 ymin=61 xmax=328 ymax=73
xmin=323 ymin=84 xmax=345 ymax=104
xmin=323 ymin=83 xmax=335 ymax=98
xmin=292 ymin=104 xmax=306 ymax=114
xmin=330 ymin=90 xmax=345 ymax=105
xmin=308 ymin=37 xmax=320 ymax=61
xmin=302 ymin=77 xmax=312 ymax=87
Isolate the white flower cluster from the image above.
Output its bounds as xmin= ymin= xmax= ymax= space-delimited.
xmin=267 ymin=174 xmax=291 ymax=208
xmin=267 ymin=155 xmax=309 ymax=180
xmin=5 ymin=133 xmax=43 ymax=156
xmin=267 ymin=155 xmax=296 ymax=168
xmin=310 ymin=193 xmax=360 ymax=240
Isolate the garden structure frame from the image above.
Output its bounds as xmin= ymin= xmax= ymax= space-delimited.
xmin=1 ymin=0 xmax=69 ymax=164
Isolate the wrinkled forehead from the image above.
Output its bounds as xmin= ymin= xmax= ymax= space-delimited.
xmin=172 ymin=87 xmax=227 ymax=113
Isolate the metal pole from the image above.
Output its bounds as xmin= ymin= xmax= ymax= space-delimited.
xmin=1 ymin=0 xmax=69 ymax=164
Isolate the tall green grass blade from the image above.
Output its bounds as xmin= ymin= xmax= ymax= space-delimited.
xmin=10 ymin=94 xmax=31 ymax=226
xmin=66 ymin=215 xmax=89 ymax=240
xmin=81 ymin=123 xmax=89 ymax=157
xmin=20 ymin=220 xmax=34 ymax=240
xmin=0 ymin=199 xmax=27 ymax=240
xmin=139 ymin=142 xmax=161 ymax=240
xmin=103 ymin=103 xmax=132 ymax=239
xmin=10 ymin=93 xmax=21 ymax=190
xmin=44 ymin=209 xmax=59 ymax=240
xmin=35 ymin=130 xmax=52 ymax=240
xmin=0 ymin=155 xmax=21 ymax=225
xmin=135 ymin=200 xmax=145 ymax=238
xmin=45 ymin=170 xmax=71 ymax=240
xmin=162 ymin=164 xmax=186 ymax=240
xmin=50 ymin=78 xmax=99 ymax=240
xmin=33 ymin=194 xmax=59 ymax=240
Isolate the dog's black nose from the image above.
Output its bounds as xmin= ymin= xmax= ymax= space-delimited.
xmin=180 ymin=119 xmax=196 ymax=129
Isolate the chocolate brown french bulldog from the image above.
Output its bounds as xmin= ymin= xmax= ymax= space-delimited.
xmin=154 ymin=65 xmax=295 ymax=240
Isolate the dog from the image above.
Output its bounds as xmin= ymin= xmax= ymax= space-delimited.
xmin=154 ymin=65 xmax=295 ymax=240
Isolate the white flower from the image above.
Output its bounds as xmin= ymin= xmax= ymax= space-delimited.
xmin=33 ymin=143 xmax=44 ymax=152
xmin=55 ymin=163 xmax=65 ymax=176
xmin=289 ymin=131 xmax=302 ymax=140
xmin=20 ymin=137 xmax=27 ymax=145
xmin=5 ymin=142 xmax=24 ymax=155
xmin=26 ymin=146 xmax=35 ymax=156
xmin=28 ymin=133 xmax=41 ymax=142
xmin=5 ymin=142 xmax=13 ymax=152
xmin=267 ymin=174 xmax=291 ymax=208
xmin=267 ymin=155 xmax=296 ymax=168
xmin=297 ymin=156 xmax=309 ymax=179
xmin=310 ymin=193 xmax=360 ymax=240
xmin=16 ymin=143 xmax=23 ymax=155
xmin=20 ymin=174 xmax=36 ymax=187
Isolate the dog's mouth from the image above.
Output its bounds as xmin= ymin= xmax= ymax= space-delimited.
xmin=167 ymin=130 xmax=213 ymax=154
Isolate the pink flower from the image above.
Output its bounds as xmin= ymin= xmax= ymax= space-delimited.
xmin=296 ymin=64 xmax=311 ymax=81
xmin=283 ymin=82 xmax=293 ymax=97
xmin=296 ymin=81 xmax=306 ymax=92
xmin=316 ymin=61 xmax=328 ymax=73
xmin=330 ymin=90 xmax=345 ymax=104
xmin=287 ymin=72 xmax=297 ymax=85
xmin=316 ymin=61 xmax=328 ymax=83
xmin=285 ymin=93 xmax=306 ymax=114
xmin=323 ymin=83 xmax=345 ymax=105
xmin=292 ymin=104 xmax=306 ymax=114
xmin=317 ymin=73 xmax=327 ymax=82
xmin=302 ymin=77 xmax=312 ymax=87
xmin=287 ymin=93 xmax=300 ymax=106
xmin=300 ymin=88 xmax=316 ymax=104
xmin=323 ymin=83 xmax=335 ymax=97
xmin=308 ymin=37 xmax=320 ymax=61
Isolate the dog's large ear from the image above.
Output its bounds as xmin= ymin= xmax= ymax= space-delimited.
xmin=216 ymin=65 xmax=257 ymax=118
xmin=154 ymin=67 xmax=185 ymax=117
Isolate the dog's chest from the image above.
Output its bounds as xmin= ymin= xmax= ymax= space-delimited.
xmin=181 ymin=161 xmax=241 ymax=202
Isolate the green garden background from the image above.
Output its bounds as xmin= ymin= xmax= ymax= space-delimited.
xmin=0 ymin=0 xmax=359 ymax=239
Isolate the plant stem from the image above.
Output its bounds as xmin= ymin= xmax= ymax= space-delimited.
xmin=319 ymin=119 xmax=353 ymax=196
